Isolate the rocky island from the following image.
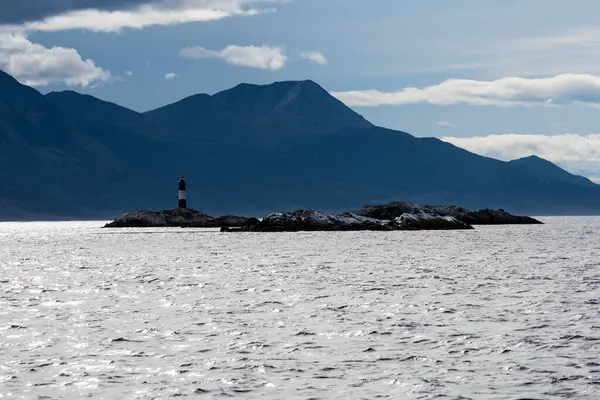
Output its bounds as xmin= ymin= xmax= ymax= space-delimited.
xmin=103 ymin=208 xmax=258 ymax=228
xmin=103 ymin=201 xmax=543 ymax=231
xmin=220 ymin=209 xmax=472 ymax=232
xmin=355 ymin=202 xmax=544 ymax=225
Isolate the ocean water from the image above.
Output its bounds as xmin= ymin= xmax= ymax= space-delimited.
xmin=0 ymin=217 xmax=599 ymax=399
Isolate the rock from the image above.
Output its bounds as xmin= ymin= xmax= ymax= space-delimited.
xmin=103 ymin=208 xmax=254 ymax=228
xmin=103 ymin=208 xmax=219 ymax=228
xmin=105 ymin=201 xmax=541 ymax=230
xmin=243 ymin=210 xmax=388 ymax=232
xmin=393 ymin=211 xmax=474 ymax=230
xmin=216 ymin=215 xmax=259 ymax=227
xmin=454 ymin=208 xmax=543 ymax=225
xmin=356 ymin=202 xmax=543 ymax=225
xmin=221 ymin=209 xmax=472 ymax=232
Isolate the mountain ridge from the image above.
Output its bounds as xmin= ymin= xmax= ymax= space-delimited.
xmin=1 ymin=68 xmax=600 ymax=218
xmin=140 ymin=78 xmax=373 ymax=146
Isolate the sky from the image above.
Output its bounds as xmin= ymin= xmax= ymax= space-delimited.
xmin=1 ymin=0 xmax=600 ymax=181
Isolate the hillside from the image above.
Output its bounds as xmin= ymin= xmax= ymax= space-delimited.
xmin=0 ymin=70 xmax=127 ymax=217
xmin=0 ymin=68 xmax=599 ymax=218
xmin=142 ymin=80 xmax=373 ymax=146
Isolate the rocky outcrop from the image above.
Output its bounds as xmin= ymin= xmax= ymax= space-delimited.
xmin=356 ymin=202 xmax=543 ymax=225
xmin=103 ymin=208 xmax=253 ymax=228
xmin=394 ymin=211 xmax=475 ymax=230
xmin=104 ymin=202 xmax=541 ymax=230
xmin=220 ymin=209 xmax=473 ymax=232
xmin=216 ymin=215 xmax=260 ymax=227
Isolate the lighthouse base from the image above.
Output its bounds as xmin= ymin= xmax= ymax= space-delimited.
xmin=103 ymin=207 xmax=255 ymax=228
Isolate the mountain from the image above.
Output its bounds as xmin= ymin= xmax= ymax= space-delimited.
xmin=210 ymin=80 xmax=373 ymax=140
xmin=45 ymin=90 xmax=155 ymax=138
xmin=1 ymin=68 xmax=599 ymax=219
xmin=143 ymin=80 xmax=373 ymax=146
xmin=143 ymin=93 xmax=250 ymax=143
xmin=279 ymin=127 xmax=600 ymax=213
xmin=0 ymin=70 xmax=128 ymax=217
xmin=508 ymin=155 xmax=596 ymax=187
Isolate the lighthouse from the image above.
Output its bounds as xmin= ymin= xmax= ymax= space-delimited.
xmin=178 ymin=176 xmax=187 ymax=208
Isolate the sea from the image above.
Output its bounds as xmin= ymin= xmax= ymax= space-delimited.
xmin=0 ymin=217 xmax=599 ymax=399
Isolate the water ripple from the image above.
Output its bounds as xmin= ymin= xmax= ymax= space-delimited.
xmin=0 ymin=218 xmax=599 ymax=399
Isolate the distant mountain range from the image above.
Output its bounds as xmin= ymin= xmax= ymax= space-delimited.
xmin=1 ymin=68 xmax=599 ymax=220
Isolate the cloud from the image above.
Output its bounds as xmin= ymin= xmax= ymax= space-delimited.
xmin=0 ymin=33 xmax=110 ymax=87
xmin=437 ymin=121 xmax=457 ymax=129
xmin=180 ymin=45 xmax=327 ymax=69
xmin=126 ymin=70 xmax=134 ymax=76
xmin=180 ymin=44 xmax=287 ymax=70
xmin=300 ymin=51 xmax=327 ymax=65
xmin=331 ymin=73 xmax=600 ymax=108
xmin=441 ymin=133 xmax=600 ymax=179
xmin=1 ymin=0 xmax=284 ymax=33
xmin=164 ymin=72 xmax=177 ymax=80
xmin=0 ymin=1 xmax=151 ymax=24
xmin=0 ymin=1 xmax=285 ymax=88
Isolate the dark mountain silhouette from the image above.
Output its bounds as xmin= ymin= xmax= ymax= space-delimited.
xmin=211 ymin=80 xmax=373 ymax=140
xmin=46 ymin=90 xmax=156 ymax=138
xmin=508 ymin=155 xmax=596 ymax=187
xmin=0 ymin=70 xmax=128 ymax=217
xmin=142 ymin=80 xmax=372 ymax=146
xmin=143 ymin=93 xmax=250 ymax=142
xmin=1 ymin=68 xmax=599 ymax=219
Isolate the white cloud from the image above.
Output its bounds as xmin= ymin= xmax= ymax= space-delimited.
xmin=126 ymin=70 xmax=134 ymax=76
xmin=331 ymin=73 xmax=600 ymax=108
xmin=0 ymin=33 xmax=110 ymax=87
xmin=437 ymin=121 xmax=457 ymax=128
xmin=164 ymin=72 xmax=177 ymax=80
xmin=1 ymin=0 xmax=283 ymax=33
xmin=0 ymin=1 xmax=286 ymax=88
xmin=441 ymin=133 xmax=600 ymax=179
xmin=300 ymin=51 xmax=327 ymax=65
xmin=180 ymin=44 xmax=287 ymax=70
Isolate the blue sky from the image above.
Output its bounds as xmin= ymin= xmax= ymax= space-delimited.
xmin=1 ymin=0 xmax=600 ymax=180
